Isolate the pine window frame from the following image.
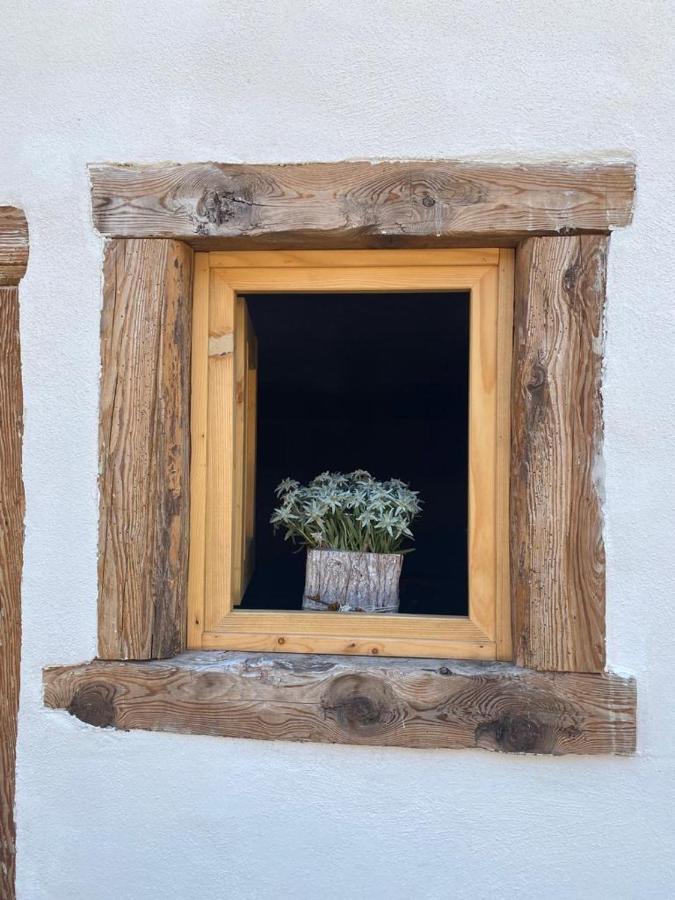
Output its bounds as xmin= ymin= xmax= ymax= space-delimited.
xmin=188 ymin=249 xmax=514 ymax=660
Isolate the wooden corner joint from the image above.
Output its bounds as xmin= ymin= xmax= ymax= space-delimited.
xmin=43 ymin=652 xmax=637 ymax=756
xmin=0 ymin=207 xmax=29 ymax=286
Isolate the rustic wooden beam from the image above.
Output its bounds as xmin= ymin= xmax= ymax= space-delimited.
xmin=0 ymin=287 xmax=23 ymax=900
xmin=0 ymin=207 xmax=28 ymax=900
xmin=99 ymin=239 xmax=193 ymax=659
xmin=90 ymin=160 xmax=635 ymax=249
xmin=0 ymin=207 xmax=29 ymax=286
xmin=511 ymin=235 xmax=607 ymax=672
xmin=43 ymin=652 xmax=636 ymax=755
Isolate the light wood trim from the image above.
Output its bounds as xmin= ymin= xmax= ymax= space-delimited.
xmin=90 ymin=159 xmax=636 ymax=249
xmin=190 ymin=249 xmax=512 ymax=659
xmin=214 ymin=610 xmax=486 ymax=639
xmin=208 ymin=249 xmax=500 ymax=267
xmin=212 ymin=266 xmax=490 ymax=294
xmin=200 ymin=633 xmax=494 ymax=659
xmin=495 ymin=249 xmax=515 ymax=659
xmin=44 ymin=652 xmax=637 ymax=756
xmin=467 ymin=267 xmax=499 ymax=640
xmin=186 ymin=254 xmax=210 ymax=647
xmin=208 ymin=610 xmax=494 ymax=660
xmin=204 ymin=272 xmax=236 ymax=631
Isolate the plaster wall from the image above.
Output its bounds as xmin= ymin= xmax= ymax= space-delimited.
xmin=2 ymin=1 xmax=674 ymax=897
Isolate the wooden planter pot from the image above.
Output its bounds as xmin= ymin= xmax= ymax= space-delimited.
xmin=302 ymin=549 xmax=403 ymax=613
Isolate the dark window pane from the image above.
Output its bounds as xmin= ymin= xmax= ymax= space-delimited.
xmin=242 ymin=291 xmax=470 ymax=616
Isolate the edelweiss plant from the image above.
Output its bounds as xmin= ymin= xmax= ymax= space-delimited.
xmin=271 ymin=470 xmax=422 ymax=554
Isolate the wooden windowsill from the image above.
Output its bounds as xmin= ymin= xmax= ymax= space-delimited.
xmin=43 ymin=651 xmax=636 ymax=756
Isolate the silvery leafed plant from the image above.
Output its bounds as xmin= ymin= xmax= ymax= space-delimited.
xmin=271 ymin=470 xmax=422 ymax=613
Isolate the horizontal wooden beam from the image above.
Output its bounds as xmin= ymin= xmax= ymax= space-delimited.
xmin=44 ymin=652 xmax=636 ymax=755
xmin=0 ymin=207 xmax=29 ymax=286
xmin=90 ymin=159 xmax=635 ymax=249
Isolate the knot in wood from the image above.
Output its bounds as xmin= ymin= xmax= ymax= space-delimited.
xmin=527 ymin=360 xmax=547 ymax=393
xmin=343 ymin=694 xmax=380 ymax=727
xmin=475 ymin=714 xmax=543 ymax=753
xmin=322 ymin=673 xmax=399 ymax=736
xmin=563 ymin=260 xmax=581 ymax=293
xmin=199 ymin=190 xmax=237 ymax=227
xmin=195 ymin=190 xmax=247 ymax=234
xmin=67 ymin=682 xmax=117 ymax=728
xmin=498 ymin=715 xmax=541 ymax=751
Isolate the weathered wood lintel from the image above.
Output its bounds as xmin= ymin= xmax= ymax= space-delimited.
xmin=90 ymin=159 xmax=635 ymax=249
xmin=0 ymin=207 xmax=29 ymax=286
xmin=43 ymin=652 xmax=636 ymax=756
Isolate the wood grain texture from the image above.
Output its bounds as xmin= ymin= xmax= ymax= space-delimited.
xmin=203 ymin=273 xmax=236 ymax=628
xmin=186 ymin=254 xmax=210 ymax=647
xmin=495 ymin=249 xmax=515 ymax=660
xmin=208 ymin=248 xmax=500 ymax=267
xmin=90 ymin=160 xmax=635 ymax=248
xmin=99 ymin=239 xmax=193 ymax=659
xmin=0 ymin=208 xmax=29 ymax=286
xmin=468 ymin=265 xmax=499 ymax=640
xmin=511 ymin=236 xmax=607 ymax=672
xmin=199 ymin=631 xmax=494 ymax=660
xmin=303 ymin=550 xmax=403 ymax=613
xmin=0 ymin=286 xmax=24 ymax=900
xmin=43 ymin=651 xmax=636 ymax=755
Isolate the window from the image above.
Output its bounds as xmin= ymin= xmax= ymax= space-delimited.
xmin=47 ymin=160 xmax=636 ymax=756
xmin=188 ymin=249 xmax=514 ymax=659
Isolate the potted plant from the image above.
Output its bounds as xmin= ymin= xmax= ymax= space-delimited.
xmin=271 ymin=470 xmax=422 ymax=613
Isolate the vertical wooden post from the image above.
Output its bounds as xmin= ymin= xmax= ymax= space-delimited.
xmin=0 ymin=207 xmax=28 ymax=900
xmin=511 ymin=235 xmax=607 ymax=672
xmin=98 ymin=239 xmax=193 ymax=659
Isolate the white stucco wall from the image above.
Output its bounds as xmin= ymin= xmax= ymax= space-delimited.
xmin=2 ymin=1 xmax=674 ymax=897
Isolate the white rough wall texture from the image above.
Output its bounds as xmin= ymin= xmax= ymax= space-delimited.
xmin=2 ymin=1 xmax=674 ymax=898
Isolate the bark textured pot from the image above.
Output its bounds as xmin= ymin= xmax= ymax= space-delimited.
xmin=302 ymin=549 xmax=403 ymax=613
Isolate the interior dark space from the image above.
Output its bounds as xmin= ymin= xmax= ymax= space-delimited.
xmin=241 ymin=291 xmax=470 ymax=616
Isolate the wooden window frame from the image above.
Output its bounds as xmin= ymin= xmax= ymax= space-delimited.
xmin=42 ymin=160 xmax=638 ymax=755
xmin=189 ymin=249 xmax=514 ymax=660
